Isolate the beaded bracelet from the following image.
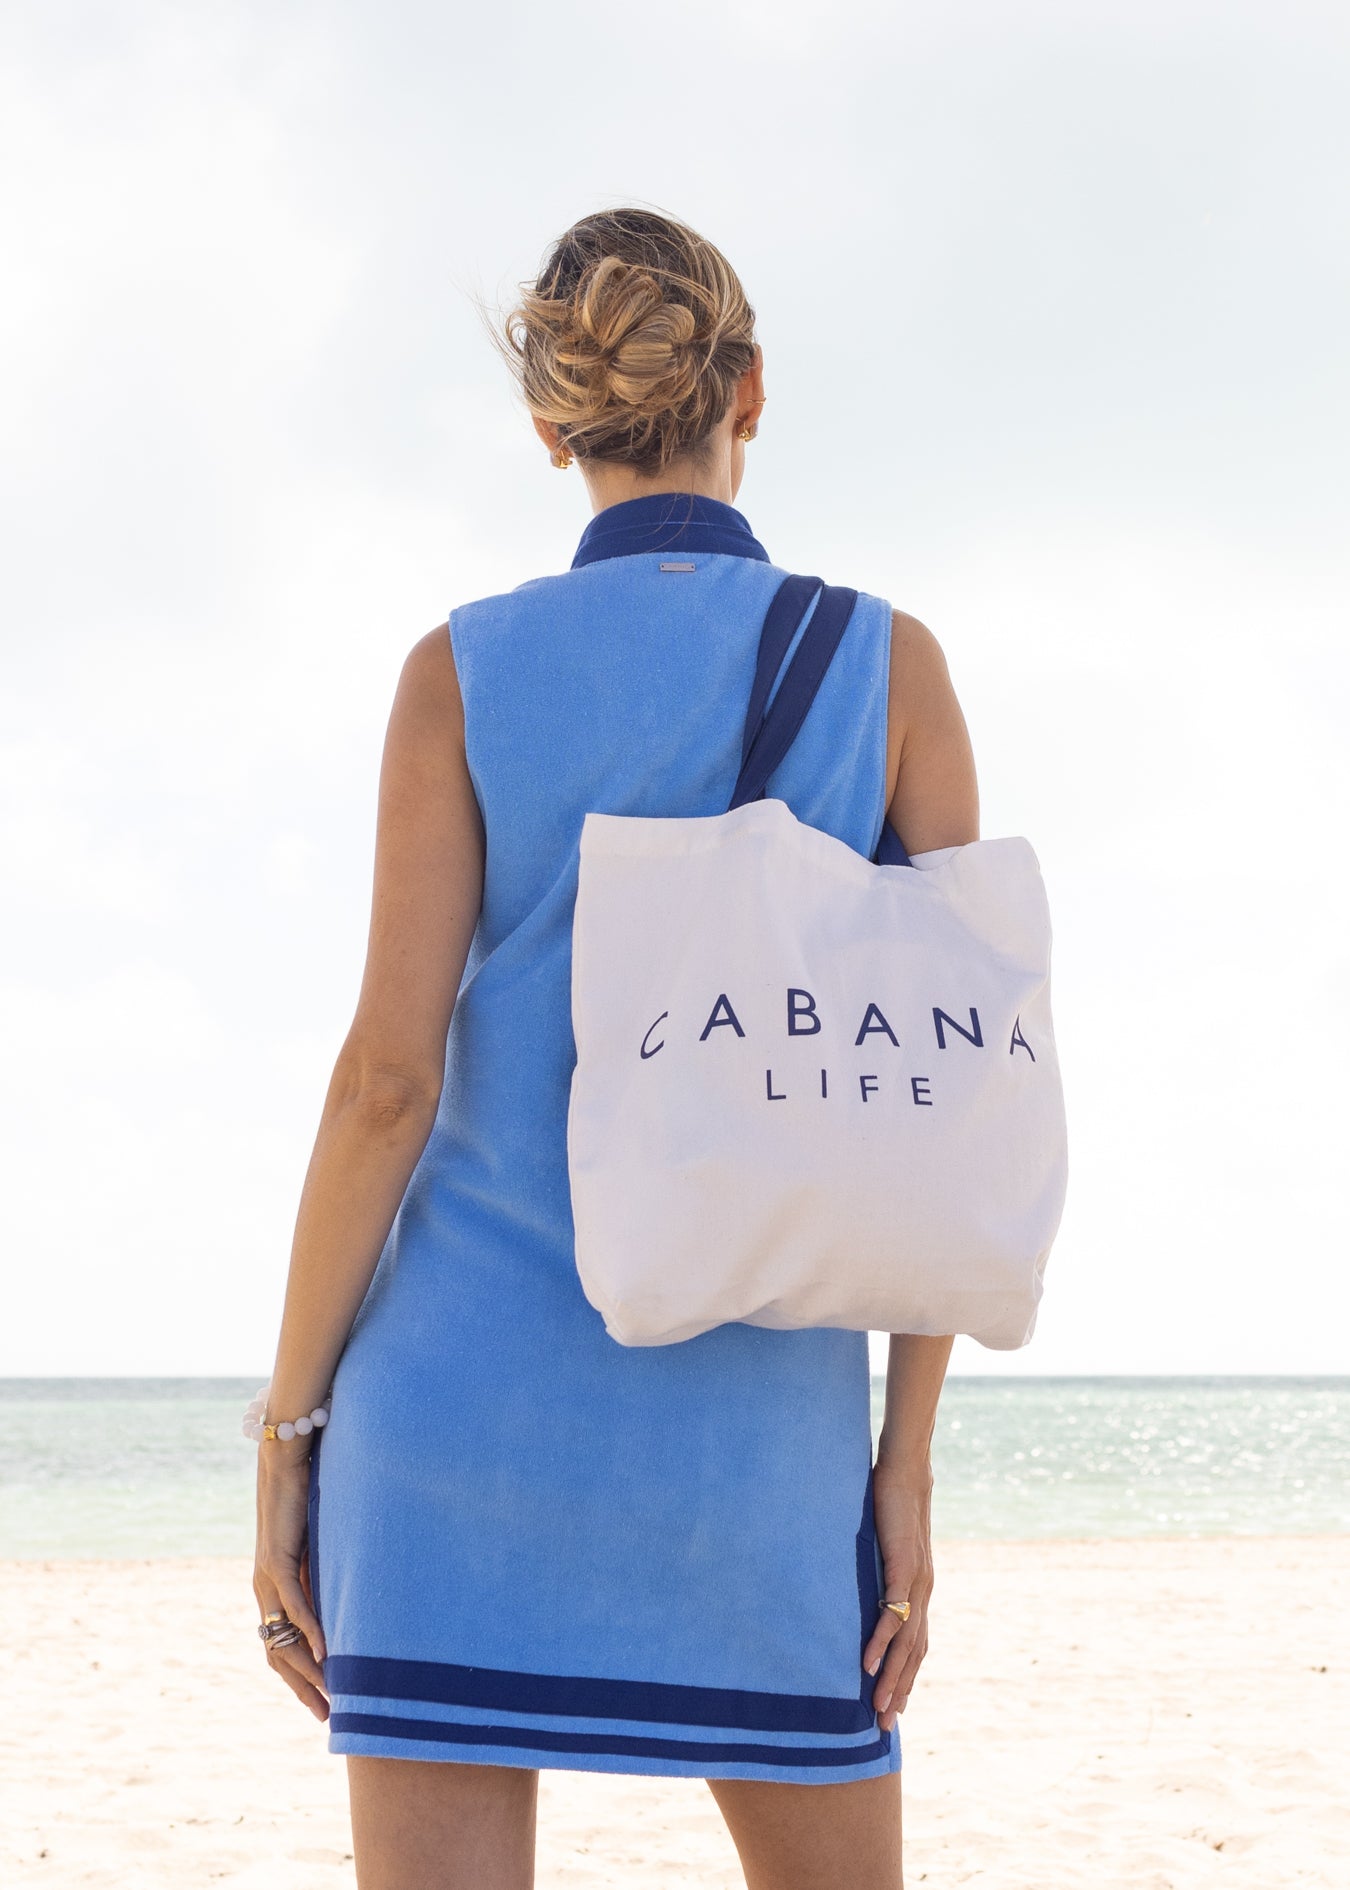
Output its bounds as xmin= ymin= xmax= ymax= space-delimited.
xmin=241 ymin=1382 xmax=332 ymax=1444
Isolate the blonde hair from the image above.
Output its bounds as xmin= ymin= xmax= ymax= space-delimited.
xmin=497 ymin=208 xmax=758 ymax=475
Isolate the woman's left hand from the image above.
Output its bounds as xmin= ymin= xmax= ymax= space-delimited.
xmin=253 ymin=1444 xmax=330 ymax=1721
xmin=862 ymin=1460 xmax=935 ymax=1733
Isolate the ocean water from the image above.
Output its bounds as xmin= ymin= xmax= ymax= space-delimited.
xmin=0 ymin=1375 xmax=1346 ymax=1558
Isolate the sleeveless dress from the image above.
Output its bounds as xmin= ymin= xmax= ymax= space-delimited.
xmin=307 ymin=492 xmax=901 ymax=1783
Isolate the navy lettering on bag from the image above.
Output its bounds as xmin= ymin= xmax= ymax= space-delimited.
xmin=859 ymin=1075 xmax=879 ymax=1101
xmin=854 ymin=1003 xmax=899 ymax=1048
xmin=1009 ymin=1015 xmax=1035 ymax=1059
xmin=911 ymin=1077 xmax=933 ymax=1106
xmin=766 ymin=1070 xmax=786 ymax=1101
xmin=933 ymin=1006 xmax=983 ymax=1050
xmin=699 ymin=994 xmax=746 ymax=1041
xmin=640 ymin=991 xmax=1004 ymax=1077
xmin=787 ymin=987 xmax=821 ymax=1035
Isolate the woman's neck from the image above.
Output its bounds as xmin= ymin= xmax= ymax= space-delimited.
xmin=577 ymin=449 xmax=740 ymax=517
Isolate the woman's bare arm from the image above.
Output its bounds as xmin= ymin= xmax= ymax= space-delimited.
xmin=267 ymin=621 xmax=484 ymax=1420
xmin=253 ymin=621 xmax=484 ymax=1704
xmin=862 ymin=607 xmax=979 ymax=1732
xmin=882 ymin=608 xmax=980 ymax=855
xmin=878 ymin=607 xmax=978 ymax=1474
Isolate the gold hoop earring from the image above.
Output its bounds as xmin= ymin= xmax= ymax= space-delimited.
xmin=737 ymin=427 xmax=754 ymax=443
xmin=553 ymin=446 xmax=574 ymax=469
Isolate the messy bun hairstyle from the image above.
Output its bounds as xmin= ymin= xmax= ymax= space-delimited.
xmin=499 ymin=208 xmax=758 ymax=475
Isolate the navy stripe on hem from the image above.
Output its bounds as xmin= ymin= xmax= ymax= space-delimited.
xmin=325 ymin=1654 xmax=875 ymax=1734
xmin=330 ymin=1712 xmax=892 ymax=1770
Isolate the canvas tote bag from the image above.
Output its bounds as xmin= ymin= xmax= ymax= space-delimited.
xmin=566 ymin=575 xmax=1068 ymax=1350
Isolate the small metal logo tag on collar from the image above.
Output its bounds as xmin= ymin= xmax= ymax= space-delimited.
xmin=659 ymin=561 xmax=697 ymax=572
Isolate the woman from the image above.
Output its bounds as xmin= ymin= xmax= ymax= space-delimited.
xmin=251 ymin=207 xmax=974 ymax=1890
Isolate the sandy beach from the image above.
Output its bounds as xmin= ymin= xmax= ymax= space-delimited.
xmin=3 ymin=1536 xmax=1346 ymax=1888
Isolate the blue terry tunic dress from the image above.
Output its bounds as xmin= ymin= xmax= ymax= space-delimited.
xmin=307 ymin=492 xmax=901 ymax=1782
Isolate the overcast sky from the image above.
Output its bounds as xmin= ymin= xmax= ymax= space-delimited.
xmin=3 ymin=0 xmax=1347 ymax=1376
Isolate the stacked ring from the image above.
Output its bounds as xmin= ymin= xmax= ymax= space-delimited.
xmin=258 ymin=1613 xmax=303 ymax=1650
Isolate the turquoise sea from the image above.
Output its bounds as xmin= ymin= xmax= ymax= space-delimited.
xmin=0 ymin=1376 xmax=1346 ymax=1558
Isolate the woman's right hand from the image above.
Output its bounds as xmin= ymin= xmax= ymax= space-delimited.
xmin=252 ymin=1444 xmax=330 ymax=1721
xmin=864 ymin=1458 xmax=936 ymax=1732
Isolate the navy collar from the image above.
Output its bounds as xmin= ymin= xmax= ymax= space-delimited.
xmin=571 ymin=492 xmax=770 ymax=568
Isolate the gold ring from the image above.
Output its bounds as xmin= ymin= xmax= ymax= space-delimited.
xmin=263 ymin=1611 xmax=287 ymax=1625
xmin=881 ymin=1599 xmax=911 ymax=1622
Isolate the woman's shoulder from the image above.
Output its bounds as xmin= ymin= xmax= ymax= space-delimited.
xmin=886 ymin=607 xmax=962 ymax=719
xmin=881 ymin=604 xmax=979 ymax=848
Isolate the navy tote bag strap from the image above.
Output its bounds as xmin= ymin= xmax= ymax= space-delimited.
xmin=737 ymin=574 xmax=823 ymax=769
xmin=729 ymin=575 xmax=913 ymax=867
xmin=730 ymin=577 xmax=853 ymax=807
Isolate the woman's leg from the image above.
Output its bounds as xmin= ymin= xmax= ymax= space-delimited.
xmin=346 ymin=1755 xmax=539 ymax=1890
xmin=707 ymin=1769 xmax=903 ymax=1890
